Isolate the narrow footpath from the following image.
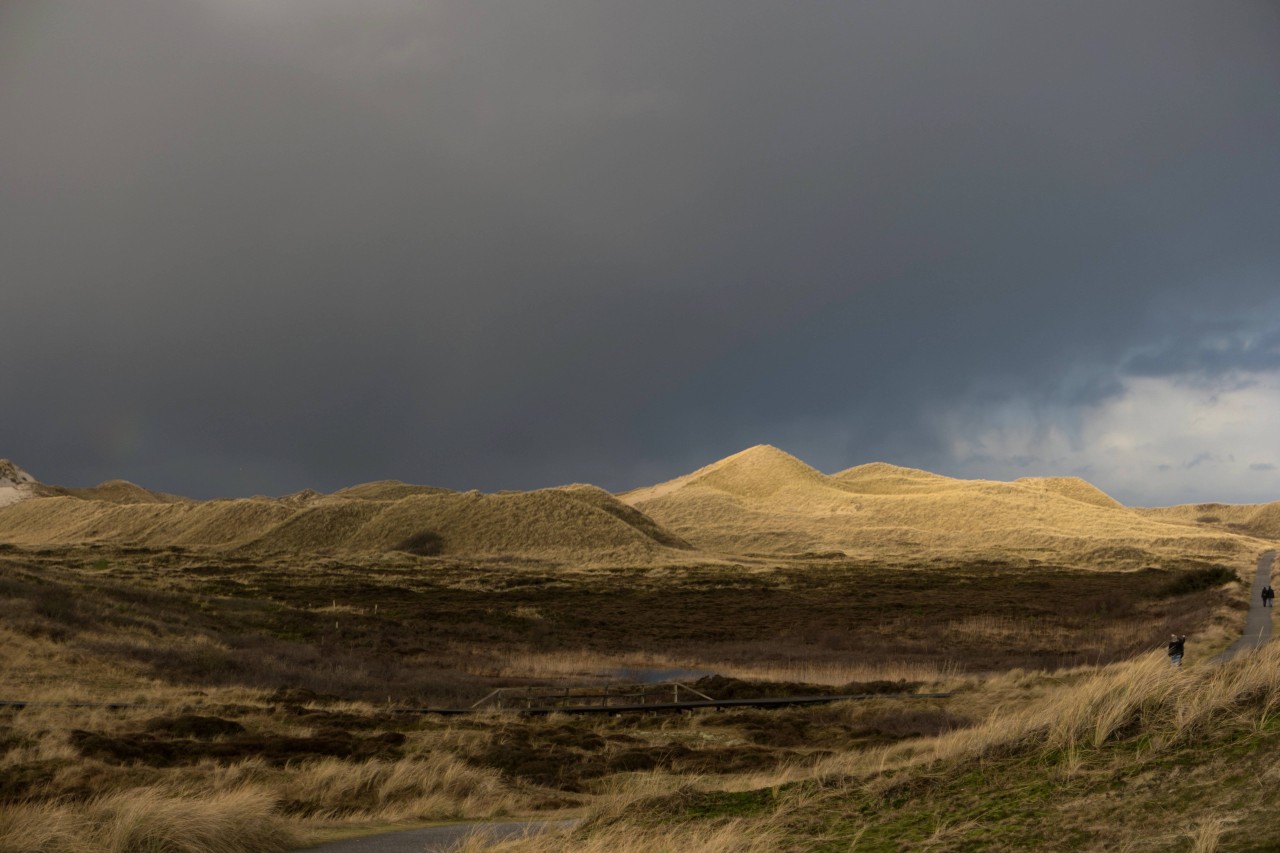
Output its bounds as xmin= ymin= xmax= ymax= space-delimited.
xmin=1214 ymin=549 xmax=1276 ymax=663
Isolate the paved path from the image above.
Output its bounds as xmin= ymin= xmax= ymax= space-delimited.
xmin=1214 ymin=550 xmax=1276 ymax=663
xmin=296 ymin=819 xmax=579 ymax=853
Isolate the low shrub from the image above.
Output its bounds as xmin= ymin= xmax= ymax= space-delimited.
xmin=394 ymin=531 xmax=444 ymax=556
xmin=1157 ymin=565 xmax=1239 ymax=598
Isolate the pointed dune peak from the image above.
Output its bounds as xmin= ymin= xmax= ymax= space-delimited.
xmin=0 ymin=460 xmax=37 ymax=487
xmin=0 ymin=459 xmax=39 ymax=508
xmin=708 ymin=444 xmax=808 ymax=467
xmin=703 ymin=445 xmax=819 ymax=475
xmin=680 ymin=445 xmax=826 ymax=497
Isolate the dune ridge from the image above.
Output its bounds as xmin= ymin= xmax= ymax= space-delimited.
xmin=0 ymin=482 xmax=691 ymax=564
xmin=622 ymin=446 xmax=1268 ymax=568
xmin=1137 ymin=500 xmax=1280 ymax=540
xmin=0 ymin=448 xmax=1272 ymax=568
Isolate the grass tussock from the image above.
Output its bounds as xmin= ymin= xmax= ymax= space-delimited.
xmin=456 ymin=817 xmax=782 ymax=853
xmin=612 ymin=642 xmax=1280 ymax=851
xmin=272 ymin=753 xmax=519 ymax=820
xmin=934 ymin=644 xmax=1280 ymax=761
xmin=0 ymin=786 xmax=295 ymax=853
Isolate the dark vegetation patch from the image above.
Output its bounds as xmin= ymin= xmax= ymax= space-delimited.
xmin=143 ymin=715 xmax=245 ymax=738
xmin=1154 ymin=564 xmax=1239 ymax=597
xmin=467 ymin=725 xmax=779 ymax=792
xmin=0 ymin=549 xmax=1243 ymax=705
xmin=691 ymin=675 xmax=921 ymax=700
xmin=287 ymin=709 xmax=408 ymax=731
xmin=69 ymin=726 xmax=405 ymax=767
xmin=0 ymin=727 xmax=35 ymax=756
xmin=267 ymin=687 xmax=341 ymax=706
xmin=698 ymin=704 xmax=972 ymax=749
xmin=394 ymin=531 xmax=444 ymax=556
xmin=0 ymin=760 xmax=64 ymax=803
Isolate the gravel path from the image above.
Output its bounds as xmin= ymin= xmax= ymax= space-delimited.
xmin=296 ymin=819 xmax=579 ymax=853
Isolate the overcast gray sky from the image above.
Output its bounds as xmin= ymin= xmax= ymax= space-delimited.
xmin=3 ymin=1 xmax=1279 ymax=505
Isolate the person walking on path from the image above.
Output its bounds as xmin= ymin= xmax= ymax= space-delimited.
xmin=1168 ymin=634 xmax=1186 ymax=666
xmin=1264 ymin=585 xmax=1275 ymax=608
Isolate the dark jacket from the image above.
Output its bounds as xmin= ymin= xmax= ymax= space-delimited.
xmin=1168 ymin=637 xmax=1185 ymax=657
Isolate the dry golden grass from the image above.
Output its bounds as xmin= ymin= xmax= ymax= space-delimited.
xmin=1240 ymin=502 xmax=1280 ymax=538
xmin=0 ymin=786 xmax=295 ymax=853
xmin=272 ymin=754 xmax=520 ymax=822
xmin=798 ymin=641 xmax=1280 ymax=782
xmin=483 ymin=644 xmax=1280 ymax=851
xmin=1012 ymin=475 xmax=1123 ymax=508
xmin=455 ymin=817 xmax=783 ymax=853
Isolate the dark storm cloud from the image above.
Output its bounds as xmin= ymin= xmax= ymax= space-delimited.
xmin=1123 ymin=321 xmax=1280 ymax=379
xmin=3 ymin=1 xmax=1280 ymax=499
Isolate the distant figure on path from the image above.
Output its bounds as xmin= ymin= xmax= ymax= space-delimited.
xmin=1263 ymin=585 xmax=1274 ymax=608
xmin=1168 ymin=634 xmax=1186 ymax=666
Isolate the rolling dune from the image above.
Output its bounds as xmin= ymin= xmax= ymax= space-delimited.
xmin=622 ymin=445 xmax=1267 ymax=568
xmin=0 ymin=480 xmax=692 ymax=565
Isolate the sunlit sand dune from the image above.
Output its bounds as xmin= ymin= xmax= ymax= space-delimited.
xmin=623 ymin=445 xmax=1267 ymax=568
xmin=1013 ymin=476 xmax=1124 ymax=509
xmin=1138 ymin=500 xmax=1280 ymax=540
xmin=0 ymin=449 xmax=1271 ymax=569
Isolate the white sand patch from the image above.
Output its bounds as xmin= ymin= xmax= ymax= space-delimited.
xmin=0 ymin=485 xmax=30 ymax=507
